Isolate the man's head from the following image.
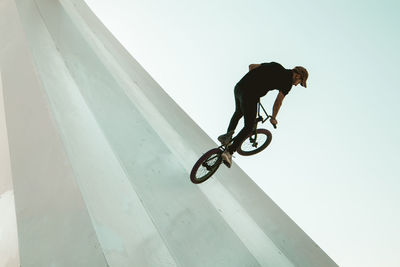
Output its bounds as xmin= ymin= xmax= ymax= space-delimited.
xmin=292 ymin=66 xmax=308 ymax=88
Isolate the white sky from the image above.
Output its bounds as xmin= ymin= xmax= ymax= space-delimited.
xmin=83 ymin=1 xmax=400 ymax=266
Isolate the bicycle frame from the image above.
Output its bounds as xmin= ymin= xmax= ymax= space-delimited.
xmin=217 ymin=101 xmax=272 ymax=151
xmin=201 ymin=102 xmax=272 ymax=170
xmin=256 ymin=101 xmax=273 ymax=124
xmin=195 ymin=102 xmax=274 ymax=179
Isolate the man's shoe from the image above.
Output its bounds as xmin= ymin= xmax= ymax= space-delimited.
xmin=218 ymin=131 xmax=234 ymax=145
xmin=221 ymin=151 xmax=232 ymax=168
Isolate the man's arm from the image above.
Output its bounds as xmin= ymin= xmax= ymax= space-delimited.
xmin=249 ymin=64 xmax=261 ymax=71
xmin=270 ymin=92 xmax=285 ymax=127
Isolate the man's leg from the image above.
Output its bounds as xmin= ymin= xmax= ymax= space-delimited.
xmin=222 ymin=97 xmax=257 ymax=167
xmin=227 ymin=93 xmax=242 ymax=133
xmin=228 ymin=97 xmax=257 ymax=155
xmin=218 ymin=87 xmax=242 ymax=145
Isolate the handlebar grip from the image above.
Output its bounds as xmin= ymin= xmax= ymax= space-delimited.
xmin=269 ymin=118 xmax=277 ymax=129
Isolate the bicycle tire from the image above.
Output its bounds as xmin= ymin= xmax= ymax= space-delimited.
xmin=190 ymin=148 xmax=222 ymax=184
xmin=237 ymin=128 xmax=272 ymax=156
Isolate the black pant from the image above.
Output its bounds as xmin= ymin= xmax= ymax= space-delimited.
xmin=226 ymin=85 xmax=258 ymax=154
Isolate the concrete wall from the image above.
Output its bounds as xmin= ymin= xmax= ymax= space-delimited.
xmin=0 ymin=68 xmax=20 ymax=267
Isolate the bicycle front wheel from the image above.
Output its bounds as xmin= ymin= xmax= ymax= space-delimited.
xmin=237 ymin=128 xmax=272 ymax=156
xmin=190 ymin=148 xmax=222 ymax=184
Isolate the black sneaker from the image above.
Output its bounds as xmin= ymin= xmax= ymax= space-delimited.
xmin=221 ymin=151 xmax=232 ymax=168
xmin=218 ymin=131 xmax=234 ymax=145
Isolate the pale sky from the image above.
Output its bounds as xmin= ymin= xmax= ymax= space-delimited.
xmin=82 ymin=0 xmax=400 ymax=266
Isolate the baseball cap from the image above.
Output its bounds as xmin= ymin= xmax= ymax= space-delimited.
xmin=293 ymin=66 xmax=308 ymax=88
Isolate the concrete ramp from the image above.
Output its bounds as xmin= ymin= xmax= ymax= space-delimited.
xmin=0 ymin=0 xmax=337 ymax=266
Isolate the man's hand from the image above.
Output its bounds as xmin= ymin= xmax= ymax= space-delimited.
xmin=270 ymin=117 xmax=278 ymax=128
xmin=271 ymin=92 xmax=285 ymax=129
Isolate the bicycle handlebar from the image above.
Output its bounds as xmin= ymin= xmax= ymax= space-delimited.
xmin=258 ymin=103 xmax=277 ymax=129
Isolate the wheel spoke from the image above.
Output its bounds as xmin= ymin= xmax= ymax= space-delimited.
xmin=237 ymin=129 xmax=272 ymax=156
xmin=241 ymin=134 xmax=267 ymax=152
xmin=196 ymin=154 xmax=219 ymax=178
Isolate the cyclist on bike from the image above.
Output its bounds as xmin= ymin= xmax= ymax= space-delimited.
xmin=218 ymin=62 xmax=308 ymax=168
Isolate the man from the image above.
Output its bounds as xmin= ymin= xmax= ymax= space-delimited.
xmin=218 ymin=62 xmax=308 ymax=168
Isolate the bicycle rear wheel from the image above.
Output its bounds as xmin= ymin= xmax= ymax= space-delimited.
xmin=190 ymin=148 xmax=222 ymax=184
xmin=237 ymin=128 xmax=272 ymax=156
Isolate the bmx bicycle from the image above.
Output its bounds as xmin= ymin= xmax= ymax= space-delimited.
xmin=190 ymin=101 xmax=275 ymax=184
